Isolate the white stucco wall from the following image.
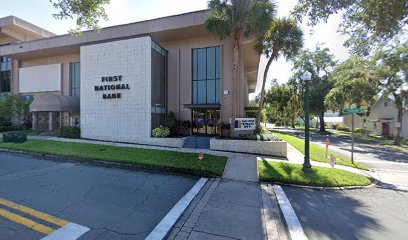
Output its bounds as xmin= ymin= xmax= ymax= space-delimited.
xmin=19 ymin=64 xmax=61 ymax=93
xmin=80 ymin=37 xmax=152 ymax=143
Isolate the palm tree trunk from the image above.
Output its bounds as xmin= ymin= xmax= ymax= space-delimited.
xmin=231 ymin=32 xmax=240 ymax=136
xmin=256 ymin=54 xmax=274 ymax=133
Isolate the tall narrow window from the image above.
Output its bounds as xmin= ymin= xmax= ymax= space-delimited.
xmin=70 ymin=62 xmax=80 ymax=98
xmin=151 ymin=41 xmax=167 ymax=130
xmin=192 ymin=46 xmax=220 ymax=104
xmin=0 ymin=57 xmax=11 ymax=93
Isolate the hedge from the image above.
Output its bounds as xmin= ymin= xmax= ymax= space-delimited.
xmin=336 ymin=126 xmax=350 ymax=132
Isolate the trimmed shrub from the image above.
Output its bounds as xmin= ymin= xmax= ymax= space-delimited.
xmin=61 ymin=126 xmax=80 ymax=139
xmin=178 ymin=120 xmax=191 ymax=136
xmin=164 ymin=112 xmax=178 ymax=136
xmin=3 ymin=131 xmax=27 ymax=143
xmin=0 ymin=124 xmax=24 ymax=133
xmin=336 ymin=126 xmax=350 ymax=132
xmin=355 ymin=128 xmax=363 ymax=133
xmin=152 ymin=126 xmax=170 ymax=138
xmin=237 ymin=133 xmax=281 ymax=141
xmin=218 ymin=122 xmax=231 ymax=137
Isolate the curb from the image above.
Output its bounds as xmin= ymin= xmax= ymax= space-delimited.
xmin=273 ymin=185 xmax=308 ymax=240
xmin=0 ymin=148 xmax=221 ymax=178
xmin=146 ymin=178 xmax=208 ymax=240
xmin=262 ymin=180 xmax=377 ymax=191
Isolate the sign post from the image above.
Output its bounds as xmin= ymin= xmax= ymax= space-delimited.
xmin=325 ymin=135 xmax=330 ymax=158
xmin=351 ymin=113 xmax=355 ymax=164
xmin=342 ymin=108 xmax=365 ymax=165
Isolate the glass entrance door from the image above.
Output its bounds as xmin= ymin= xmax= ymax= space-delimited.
xmin=192 ymin=109 xmax=220 ymax=136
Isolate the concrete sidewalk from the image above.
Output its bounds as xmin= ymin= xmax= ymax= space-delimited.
xmin=167 ymin=179 xmax=288 ymax=240
xmin=222 ymin=156 xmax=259 ymax=182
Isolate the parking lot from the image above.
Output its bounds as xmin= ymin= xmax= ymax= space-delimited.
xmin=0 ymin=151 xmax=198 ymax=240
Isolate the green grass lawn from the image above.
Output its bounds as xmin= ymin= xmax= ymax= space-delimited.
xmin=329 ymin=130 xmax=408 ymax=151
xmin=259 ymin=161 xmax=372 ymax=187
xmin=0 ymin=140 xmax=227 ymax=176
xmin=274 ymin=132 xmax=369 ymax=170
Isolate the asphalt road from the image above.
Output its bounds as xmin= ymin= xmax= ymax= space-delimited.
xmin=283 ymin=186 xmax=408 ymax=240
xmin=273 ymin=127 xmax=408 ymax=189
xmin=0 ymin=151 xmax=198 ymax=240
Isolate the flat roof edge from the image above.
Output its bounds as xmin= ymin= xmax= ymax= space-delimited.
xmin=0 ymin=15 xmax=55 ymax=37
xmin=0 ymin=10 xmax=210 ymax=57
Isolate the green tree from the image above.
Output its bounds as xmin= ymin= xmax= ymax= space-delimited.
xmin=0 ymin=94 xmax=32 ymax=131
xmin=205 ymin=0 xmax=276 ymax=132
xmin=255 ymin=17 xmax=303 ymax=132
xmin=264 ymin=84 xmax=292 ymax=126
xmin=50 ymin=0 xmax=110 ymax=34
xmin=372 ymin=43 xmax=408 ymax=145
xmin=287 ymin=77 xmax=304 ymax=128
xmin=292 ymin=44 xmax=337 ymax=132
xmin=292 ymin=0 xmax=408 ymax=55
xmin=325 ymin=56 xmax=378 ymax=112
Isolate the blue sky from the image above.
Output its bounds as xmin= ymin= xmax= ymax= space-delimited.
xmin=0 ymin=0 xmax=349 ymax=96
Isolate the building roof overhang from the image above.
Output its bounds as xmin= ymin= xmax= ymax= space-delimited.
xmin=0 ymin=16 xmax=55 ymax=44
xmin=0 ymin=10 xmax=210 ymax=60
xmin=242 ymin=38 xmax=260 ymax=94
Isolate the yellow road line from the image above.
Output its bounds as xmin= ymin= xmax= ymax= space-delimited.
xmin=0 ymin=208 xmax=54 ymax=235
xmin=0 ymin=198 xmax=69 ymax=227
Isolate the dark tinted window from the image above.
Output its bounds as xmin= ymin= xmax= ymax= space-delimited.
xmin=0 ymin=57 xmax=11 ymax=93
xmin=192 ymin=46 xmax=220 ymax=104
xmin=70 ymin=62 xmax=80 ymax=98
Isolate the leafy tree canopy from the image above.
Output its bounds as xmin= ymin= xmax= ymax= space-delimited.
xmin=50 ymin=0 xmax=110 ymax=34
xmin=325 ymin=56 xmax=378 ymax=112
xmin=292 ymin=0 xmax=408 ymax=55
xmin=291 ymin=44 xmax=337 ymax=131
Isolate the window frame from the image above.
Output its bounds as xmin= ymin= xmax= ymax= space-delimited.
xmin=70 ymin=62 xmax=81 ymax=98
xmin=0 ymin=57 xmax=12 ymax=93
xmin=191 ymin=46 xmax=221 ymax=105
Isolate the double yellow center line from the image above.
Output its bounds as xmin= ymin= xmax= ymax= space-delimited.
xmin=0 ymin=197 xmax=69 ymax=235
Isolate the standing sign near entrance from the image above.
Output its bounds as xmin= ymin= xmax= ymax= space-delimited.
xmin=234 ymin=118 xmax=256 ymax=130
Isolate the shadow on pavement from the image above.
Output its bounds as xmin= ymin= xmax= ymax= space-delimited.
xmin=283 ymin=186 xmax=384 ymax=240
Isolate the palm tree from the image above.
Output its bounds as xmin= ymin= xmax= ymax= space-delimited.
xmin=206 ymin=0 xmax=276 ymax=133
xmin=255 ymin=17 xmax=304 ymax=132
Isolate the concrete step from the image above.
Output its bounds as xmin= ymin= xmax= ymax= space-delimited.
xmin=183 ymin=136 xmax=212 ymax=149
xmin=184 ymin=143 xmax=211 ymax=146
xmin=184 ymin=140 xmax=211 ymax=144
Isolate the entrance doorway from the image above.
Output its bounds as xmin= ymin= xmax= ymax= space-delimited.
xmin=382 ymin=122 xmax=390 ymax=137
xmin=192 ymin=109 xmax=220 ymax=136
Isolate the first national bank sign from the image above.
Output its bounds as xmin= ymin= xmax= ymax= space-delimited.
xmin=94 ymin=75 xmax=130 ymax=99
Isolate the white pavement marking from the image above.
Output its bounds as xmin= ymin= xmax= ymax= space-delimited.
xmin=146 ymin=178 xmax=208 ymax=240
xmin=41 ymin=223 xmax=90 ymax=240
xmin=273 ymin=185 xmax=308 ymax=240
xmin=261 ymin=184 xmax=279 ymax=240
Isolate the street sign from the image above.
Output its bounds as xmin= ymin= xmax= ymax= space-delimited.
xmin=342 ymin=108 xmax=365 ymax=114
